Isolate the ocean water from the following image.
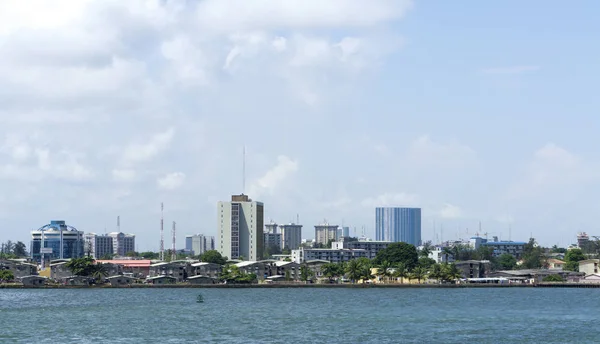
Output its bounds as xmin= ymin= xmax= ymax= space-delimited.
xmin=0 ymin=287 xmax=595 ymax=343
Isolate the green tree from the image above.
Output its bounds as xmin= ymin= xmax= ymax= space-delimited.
xmin=498 ymin=253 xmax=517 ymax=270
xmin=376 ymin=260 xmax=394 ymax=283
xmin=219 ymin=264 xmax=256 ymax=284
xmin=299 ymin=264 xmax=313 ymax=282
xmin=125 ymin=251 xmax=139 ymax=257
xmin=374 ymin=242 xmax=419 ymax=269
xmin=91 ymin=263 xmax=109 ymax=282
xmin=139 ymin=251 xmax=159 ymax=260
xmin=65 ymin=257 xmax=97 ymax=276
xmin=418 ymin=257 xmax=436 ymax=270
xmin=428 ymin=264 xmax=443 ymax=283
xmin=520 ymin=238 xmax=546 ymax=269
xmin=100 ymin=253 xmax=115 ymax=260
xmin=410 ymin=266 xmax=427 ymax=284
xmin=551 ymin=245 xmax=567 ymax=254
xmin=346 ymin=259 xmax=362 ymax=283
xmin=322 ymin=263 xmax=339 ymax=282
xmin=200 ymin=250 xmax=227 ymax=265
xmin=564 ymin=249 xmax=586 ymax=271
xmin=13 ymin=241 xmax=27 ymax=257
xmin=441 ymin=263 xmax=462 ymax=283
xmin=392 ymin=262 xmax=408 ymax=284
xmin=542 ymin=274 xmax=564 ymax=282
xmin=0 ymin=270 xmax=15 ymax=282
xmin=419 ymin=241 xmax=433 ymax=258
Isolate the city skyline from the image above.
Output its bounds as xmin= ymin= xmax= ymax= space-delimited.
xmin=1 ymin=1 xmax=599 ymax=250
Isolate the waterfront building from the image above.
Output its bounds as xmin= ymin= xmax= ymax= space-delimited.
xmin=375 ymin=207 xmax=421 ymax=246
xmin=470 ymin=236 xmax=526 ymax=259
xmin=280 ymin=223 xmax=302 ymax=250
xmin=185 ymin=234 xmax=215 ymax=256
xmin=84 ymin=233 xmax=114 ymax=259
xmin=314 ymin=222 xmax=338 ymax=246
xmin=30 ymin=220 xmax=85 ymax=263
xmin=217 ymin=194 xmax=264 ymax=261
xmin=291 ymin=247 xmax=369 ymax=264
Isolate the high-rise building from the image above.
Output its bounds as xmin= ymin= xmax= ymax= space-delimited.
xmin=314 ymin=223 xmax=338 ymax=247
xmin=375 ymin=207 xmax=421 ymax=246
xmin=107 ymin=232 xmax=135 ymax=256
xmin=30 ymin=220 xmax=85 ymax=262
xmin=280 ymin=223 xmax=302 ymax=250
xmin=84 ymin=233 xmax=114 ymax=259
xmin=186 ymin=234 xmax=215 ymax=256
xmin=265 ymin=221 xmax=278 ymax=234
xmin=337 ymin=226 xmax=350 ymax=239
xmin=217 ymin=194 xmax=264 ymax=261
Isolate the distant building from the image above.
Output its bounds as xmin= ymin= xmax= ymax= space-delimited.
xmin=107 ymin=232 xmax=135 ymax=256
xmin=375 ymin=207 xmax=421 ymax=246
xmin=84 ymin=233 xmax=114 ymax=259
xmin=293 ymin=238 xmax=392 ymax=263
xmin=470 ymin=237 xmax=527 ymax=259
xmin=30 ymin=220 xmax=85 ymax=263
xmin=578 ymin=232 xmax=590 ymax=248
xmin=264 ymin=232 xmax=282 ymax=251
xmin=280 ymin=223 xmax=303 ymax=250
xmin=185 ymin=234 xmax=215 ymax=256
xmin=217 ymin=194 xmax=264 ymax=261
xmin=265 ymin=221 xmax=278 ymax=234
xmin=337 ymin=226 xmax=350 ymax=239
xmin=314 ymin=223 xmax=338 ymax=246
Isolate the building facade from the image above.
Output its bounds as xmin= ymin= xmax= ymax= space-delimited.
xmin=280 ymin=223 xmax=302 ymax=250
xmin=186 ymin=234 xmax=215 ymax=256
xmin=314 ymin=223 xmax=338 ymax=246
xmin=217 ymin=194 xmax=264 ymax=261
xmin=84 ymin=233 xmax=113 ymax=259
xmin=264 ymin=232 xmax=282 ymax=251
xmin=107 ymin=232 xmax=135 ymax=256
xmin=31 ymin=220 xmax=85 ymax=262
xmin=375 ymin=207 xmax=421 ymax=246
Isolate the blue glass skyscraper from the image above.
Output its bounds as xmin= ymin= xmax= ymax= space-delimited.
xmin=375 ymin=207 xmax=421 ymax=246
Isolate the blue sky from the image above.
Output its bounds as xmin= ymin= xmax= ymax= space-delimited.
xmin=0 ymin=0 xmax=598 ymax=250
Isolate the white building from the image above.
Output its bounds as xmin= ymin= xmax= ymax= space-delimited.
xmin=217 ymin=194 xmax=264 ymax=261
xmin=280 ymin=223 xmax=302 ymax=250
xmin=186 ymin=234 xmax=215 ymax=256
xmin=107 ymin=232 xmax=135 ymax=256
xmin=84 ymin=233 xmax=114 ymax=259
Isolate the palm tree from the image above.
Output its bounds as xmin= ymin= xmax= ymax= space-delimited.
xmin=410 ymin=266 xmax=427 ymax=284
xmin=419 ymin=241 xmax=433 ymax=258
xmin=377 ymin=260 xmax=393 ymax=283
xmin=92 ymin=263 xmax=108 ymax=283
xmin=392 ymin=262 xmax=408 ymax=284
xmin=322 ymin=263 xmax=338 ymax=282
xmin=429 ymin=264 xmax=443 ymax=284
xmin=346 ymin=260 xmax=362 ymax=283
xmin=443 ymin=263 xmax=463 ymax=283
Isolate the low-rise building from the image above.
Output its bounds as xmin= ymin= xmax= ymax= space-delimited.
xmin=235 ymin=260 xmax=301 ymax=280
xmin=547 ymin=259 xmax=566 ymax=270
xmin=146 ymin=275 xmax=176 ymax=284
xmin=150 ymin=261 xmax=194 ymax=282
xmin=0 ymin=259 xmax=37 ymax=278
xmin=20 ymin=275 xmax=47 ymax=287
xmin=96 ymin=259 xmax=152 ymax=278
xmin=291 ymin=247 xmax=369 ymax=264
xmin=187 ymin=275 xmax=217 ymax=285
xmin=107 ymin=275 xmax=134 ymax=287
xmin=579 ymin=259 xmax=599 ymax=275
xmin=454 ymin=260 xmax=491 ymax=279
xmin=190 ymin=262 xmax=222 ymax=278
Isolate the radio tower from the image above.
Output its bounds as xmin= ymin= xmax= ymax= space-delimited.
xmin=159 ymin=203 xmax=164 ymax=261
xmin=171 ymin=221 xmax=177 ymax=261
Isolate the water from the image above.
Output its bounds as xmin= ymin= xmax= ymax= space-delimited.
xmin=0 ymin=288 xmax=596 ymax=343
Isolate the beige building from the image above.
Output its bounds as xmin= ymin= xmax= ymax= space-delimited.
xmin=314 ymin=223 xmax=338 ymax=246
xmin=217 ymin=194 xmax=264 ymax=261
xmin=579 ymin=259 xmax=599 ymax=275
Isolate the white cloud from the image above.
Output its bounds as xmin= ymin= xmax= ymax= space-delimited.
xmin=122 ymin=128 xmax=175 ymax=165
xmin=112 ymin=169 xmax=137 ymax=182
xmin=0 ymin=0 xmax=414 ymax=250
xmin=248 ymin=155 xmax=299 ymax=198
xmin=361 ymin=193 xmax=419 ymax=208
xmin=439 ymin=203 xmax=462 ymax=219
xmin=157 ymin=172 xmax=186 ymax=190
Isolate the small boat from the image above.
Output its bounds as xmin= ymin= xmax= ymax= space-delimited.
xmin=196 ymin=294 xmax=204 ymax=303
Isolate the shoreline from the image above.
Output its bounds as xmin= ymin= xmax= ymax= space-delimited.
xmin=1 ymin=283 xmax=597 ymax=289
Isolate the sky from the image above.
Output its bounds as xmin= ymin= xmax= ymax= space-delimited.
xmin=0 ymin=0 xmax=599 ymax=251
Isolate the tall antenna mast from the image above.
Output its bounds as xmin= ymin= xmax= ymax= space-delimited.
xmin=171 ymin=221 xmax=177 ymax=261
xmin=242 ymin=145 xmax=246 ymax=194
xmin=160 ymin=202 xmax=164 ymax=261
xmin=117 ymin=215 xmax=120 ymax=233
xmin=297 ymin=214 xmax=299 ymax=224
xmin=509 ymin=224 xmax=512 ymax=241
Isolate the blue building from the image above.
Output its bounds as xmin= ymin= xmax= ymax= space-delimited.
xmin=375 ymin=207 xmax=421 ymax=246
xmin=30 ymin=220 xmax=85 ymax=263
